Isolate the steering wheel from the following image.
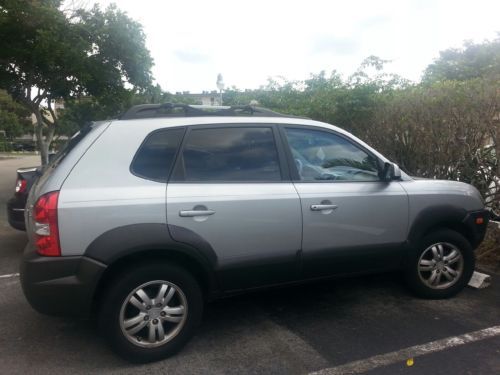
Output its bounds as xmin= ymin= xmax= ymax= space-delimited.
xmin=319 ymin=173 xmax=337 ymax=180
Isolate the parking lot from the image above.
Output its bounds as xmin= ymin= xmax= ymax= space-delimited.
xmin=0 ymin=155 xmax=499 ymax=375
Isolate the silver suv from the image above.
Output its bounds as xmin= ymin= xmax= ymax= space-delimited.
xmin=20 ymin=104 xmax=489 ymax=362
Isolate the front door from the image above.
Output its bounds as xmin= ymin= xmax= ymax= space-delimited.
xmin=282 ymin=126 xmax=409 ymax=277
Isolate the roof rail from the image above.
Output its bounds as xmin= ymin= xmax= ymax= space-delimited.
xmin=120 ymin=103 xmax=307 ymax=120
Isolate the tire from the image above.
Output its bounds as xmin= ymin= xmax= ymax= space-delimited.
xmin=99 ymin=262 xmax=203 ymax=363
xmin=405 ymin=229 xmax=475 ymax=299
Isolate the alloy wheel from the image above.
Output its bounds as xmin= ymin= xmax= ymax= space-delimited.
xmin=119 ymin=280 xmax=188 ymax=348
xmin=417 ymin=242 xmax=464 ymax=289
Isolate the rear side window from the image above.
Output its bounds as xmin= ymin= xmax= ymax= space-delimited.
xmin=131 ymin=128 xmax=184 ymax=181
xmin=178 ymin=127 xmax=282 ymax=182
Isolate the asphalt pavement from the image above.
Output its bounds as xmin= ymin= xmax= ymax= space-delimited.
xmin=0 ymin=155 xmax=499 ymax=374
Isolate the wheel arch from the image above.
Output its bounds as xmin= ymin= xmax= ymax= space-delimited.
xmin=84 ymin=223 xmax=220 ymax=316
xmin=408 ymin=205 xmax=474 ymax=246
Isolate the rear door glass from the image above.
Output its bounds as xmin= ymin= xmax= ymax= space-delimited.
xmin=177 ymin=126 xmax=282 ymax=182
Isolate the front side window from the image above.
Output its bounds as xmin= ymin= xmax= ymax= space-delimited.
xmin=131 ymin=127 xmax=185 ymax=181
xmin=179 ymin=127 xmax=281 ymax=181
xmin=284 ymin=128 xmax=380 ymax=181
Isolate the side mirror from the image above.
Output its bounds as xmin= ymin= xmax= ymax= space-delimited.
xmin=48 ymin=152 xmax=57 ymax=163
xmin=381 ymin=162 xmax=401 ymax=181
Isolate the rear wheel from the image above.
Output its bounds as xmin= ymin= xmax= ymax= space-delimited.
xmin=99 ymin=262 xmax=203 ymax=363
xmin=405 ymin=229 xmax=474 ymax=299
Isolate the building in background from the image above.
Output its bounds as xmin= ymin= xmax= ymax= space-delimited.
xmin=176 ymin=91 xmax=222 ymax=106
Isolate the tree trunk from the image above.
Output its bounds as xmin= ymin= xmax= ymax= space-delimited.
xmin=17 ymin=96 xmax=53 ymax=166
xmin=33 ymin=110 xmax=49 ymax=165
xmin=496 ymin=123 xmax=500 ymax=178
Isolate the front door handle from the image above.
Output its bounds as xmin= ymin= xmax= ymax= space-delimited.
xmin=310 ymin=204 xmax=338 ymax=211
xmin=179 ymin=209 xmax=216 ymax=217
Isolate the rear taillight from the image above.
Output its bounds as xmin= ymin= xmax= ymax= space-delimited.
xmin=33 ymin=191 xmax=61 ymax=256
xmin=15 ymin=178 xmax=27 ymax=194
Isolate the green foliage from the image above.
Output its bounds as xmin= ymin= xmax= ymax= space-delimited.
xmin=220 ymin=45 xmax=499 ymax=208
xmin=0 ymin=1 xmax=153 ymax=101
xmin=0 ymin=0 xmax=154 ymax=163
xmin=57 ymin=85 xmax=197 ymax=135
xmin=367 ymin=79 xmax=499 ymax=186
xmin=0 ymin=89 xmax=31 ymax=138
xmin=222 ymin=57 xmax=408 ymax=136
xmin=0 ymin=132 xmax=12 ymax=152
xmin=423 ymin=35 xmax=500 ymax=82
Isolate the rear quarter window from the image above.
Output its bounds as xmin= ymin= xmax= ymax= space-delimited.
xmin=131 ymin=127 xmax=185 ymax=181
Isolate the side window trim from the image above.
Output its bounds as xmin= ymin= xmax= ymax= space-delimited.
xmin=170 ymin=123 xmax=291 ymax=183
xmin=278 ymin=124 xmax=383 ymax=183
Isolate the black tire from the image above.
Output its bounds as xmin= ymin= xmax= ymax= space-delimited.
xmin=99 ymin=262 xmax=203 ymax=363
xmin=405 ymin=229 xmax=475 ymax=299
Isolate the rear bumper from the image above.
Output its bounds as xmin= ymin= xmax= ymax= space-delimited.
xmin=463 ymin=209 xmax=490 ymax=248
xmin=7 ymin=197 xmax=26 ymax=231
xmin=20 ymin=242 xmax=107 ymax=317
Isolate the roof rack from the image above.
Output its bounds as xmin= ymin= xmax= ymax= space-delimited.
xmin=120 ymin=103 xmax=307 ymax=120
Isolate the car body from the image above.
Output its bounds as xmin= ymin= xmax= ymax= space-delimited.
xmin=12 ymin=142 xmax=36 ymax=152
xmin=7 ymin=166 xmax=39 ymax=231
xmin=20 ymin=104 xmax=490 ymax=362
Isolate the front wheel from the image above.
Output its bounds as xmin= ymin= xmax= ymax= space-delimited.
xmin=405 ymin=229 xmax=475 ymax=299
xmin=99 ymin=262 xmax=203 ymax=363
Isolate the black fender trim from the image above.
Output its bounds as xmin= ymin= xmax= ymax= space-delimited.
xmin=408 ymin=205 xmax=467 ymax=243
xmin=167 ymin=224 xmax=218 ymax=265
xmin=85 ymin=223 xmax=219 ymax=292
xmin=408 ymin=205 xmax=489 ymax=248
xmin=462 ymin=209 xmax=490 ymax=248
xmin=21 ymin=241 xmax=106 ymax=317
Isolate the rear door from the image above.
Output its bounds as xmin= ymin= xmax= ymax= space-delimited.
xmin=166 ymin=124 xmax=302 ymax=290
xmin=281 ymin=126 xmax=409 ymax=277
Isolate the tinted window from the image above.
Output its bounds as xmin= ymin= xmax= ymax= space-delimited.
xmin=131 ymin=128 xmax=184 ymax=181
xmin=285 ymin=128 xmax=380 ymax=181
xmin=47 ymin=125 xmax=93 ymax=171
xmin=180 ymin=127 xmax=281 ymax=181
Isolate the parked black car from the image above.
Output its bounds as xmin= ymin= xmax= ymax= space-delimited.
xmin=7 ymin=166 xmax=39 ymax=231
xmin=12 ymin=142 xmax=36 ymax=152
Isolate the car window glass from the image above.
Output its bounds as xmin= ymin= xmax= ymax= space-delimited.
xmin=131 ymin=127 xmax=184 ymax=181
xmin=181 ymin=127 xmax=281 ymax=181
xmin=46 ymin=125 xmax=93 ymax=171
xmin=284 ymin=128 xmax=379 ymax=181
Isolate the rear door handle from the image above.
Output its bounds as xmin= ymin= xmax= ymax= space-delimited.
xmin=179 ymin=210 xmax=216 ymax=217
xmin=310 ymin=204 xmax=338 ymax=211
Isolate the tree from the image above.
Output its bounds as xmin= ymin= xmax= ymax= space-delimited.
xmin=423 ymin=36 xmax=500 ymax=82
xmin=367 ymin=78 xmax=499 ymax=210
xmin=0 ymin=89 xmax=31 ymax=139
xmin=0 ymin=0 xmax=153 ymax=164
xmin=222 ymin=57 xmax=408 ymax=136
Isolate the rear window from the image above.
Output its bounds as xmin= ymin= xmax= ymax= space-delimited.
xmin=48 ymin=125 xmax=94 ymax=170
xmin=131 ymin=127 xmax=185 ymax=181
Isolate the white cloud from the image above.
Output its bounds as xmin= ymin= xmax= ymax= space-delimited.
xmin=90 ymin=0 xmax=499 ymax=92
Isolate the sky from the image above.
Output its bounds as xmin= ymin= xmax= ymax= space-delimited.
xmin=88 ymin=0 xmax=499 ymax=93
